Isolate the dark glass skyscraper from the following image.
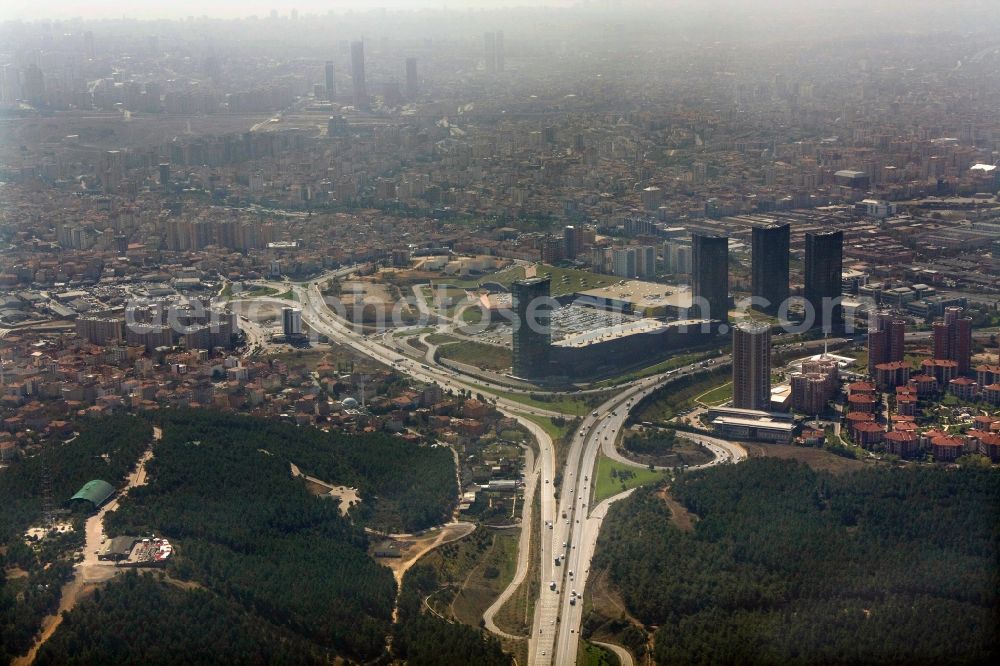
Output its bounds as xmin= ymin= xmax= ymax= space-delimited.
xmin=350 ymin=41 xmax=368 ymax=109
xmin=484 ymin=32 xmax=497 ymax=74
xmin=804 ymin=230 xmax=843 ymax=332
xmin=691 ymin=234 xmax=729 ymax=322
xmin=511 ymin=277 xmax=551 ymax=379
xmin=324 ymin=61 xmax=335 ymax=99
xmin=751 ymin=223 xmax=789 ymax=315
xmin=405 ymin=57 xmax=418 ymax=99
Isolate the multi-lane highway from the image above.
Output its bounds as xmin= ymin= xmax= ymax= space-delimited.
xmin=238 ymin=271 xmax=749 ymax=666
xmin=527 ymin=362 xmax=750 ymax=665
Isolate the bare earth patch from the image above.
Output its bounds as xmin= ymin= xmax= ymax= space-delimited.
xmin=658 ymin=488 xmax=697 ymax=532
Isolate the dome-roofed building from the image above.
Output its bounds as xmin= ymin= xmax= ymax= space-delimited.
xmin=67 ymin=479 xmax=115 ymax=510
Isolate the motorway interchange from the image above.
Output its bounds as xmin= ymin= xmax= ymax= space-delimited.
xmin=240 ymin=272 xmax=747 ymax=665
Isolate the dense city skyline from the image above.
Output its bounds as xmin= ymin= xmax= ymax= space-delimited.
xmin=1 ymin=2 xmax=998 ymax=665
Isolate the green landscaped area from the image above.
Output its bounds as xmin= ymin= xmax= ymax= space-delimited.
xmin=441 ymin=263 xmax=618 ymax=298
xmin=437 ymin=340 xmax=512 ymax=372
xmin=634 ymin=366 xmax=730 ymax=423
xmin=594 ymin=351 xmax=711 ymax=387
xmin=498 ymin=390 xmax=600 ymax=416
xmin=533 ymin=264 xmax=619 ymax=297
xmin=592 ymin=454 xmax=666 ymax=503
xmin=696 ymin=381 xmax=732 ymax=406
xmin=393 ymin=327 xmax=436 ymax=337
xmin=426 ymin=332 xmax=460 ymax=345
xmin=428 ymin=264 xmax=523 ymax=290
xmin=521 ymin=413 xmax=574 ymax=444
xmin=229 ymin=285 xmax=279 ymax=299
xmin=460 ymin=306 xmax=484 ymax=324
xmin=577 ymin=642 xmax=620 ymax=666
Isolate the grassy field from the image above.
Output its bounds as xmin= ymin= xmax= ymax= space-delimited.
xmin=426 ymin=332 xmax=460 ymax=345
xmin=437 ymin=340 xmax=512 ymax=371
xmin=592 ymin=454 xmax=666 ymax=503
xmin=696 ymin=381 xmax=732 ymax=406
xmin=447 ymin=529 xmax=521 ymax=628
xmin=275 ymin=289 xmax=296 ymax=301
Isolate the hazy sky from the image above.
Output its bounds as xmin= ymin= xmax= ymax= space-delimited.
xmin=3 ymin=0 xmax=993 ymax=25
xmin=4 ymin=0 xmax=579 ymax=21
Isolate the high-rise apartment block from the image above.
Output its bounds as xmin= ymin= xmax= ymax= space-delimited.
xmin=751 ymin=223 xmax=789 ymax=315
xmin=691 ymin=234 xmax=728 ymax=322
xmin=732 ymin=322 xmax=772 ymax=411
xmin=804 ymin=230 xmax=843 ymax=332
xmin=867 ymin=315 xmax=905 ymax=377
xmin=933 ymin=306 xmax=973 ymax=374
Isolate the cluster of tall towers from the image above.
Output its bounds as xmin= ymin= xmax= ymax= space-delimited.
xmin=691 ymin=226 xmax=844 ymax=331
xmin=322 ymin=42 xmax=418 ymax=110
xmin=484 ymin=31 xmax=505 ymax=74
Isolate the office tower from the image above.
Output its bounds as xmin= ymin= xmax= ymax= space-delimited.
xmin=484 ymin=32 xmax=497 ymax=74
xmin=732 ymin=322 xmax=772 ymax=411
xmin=691 ymin=234 xmax=729 ymax=322
xmin=804 ymin=230 xmax=843 ymax=332
xmin=405 ymin=57 xmax=418 ymax=99
xmin=511 ymin=277 xmax=551 ymax=379
xmin=933 ymin=306 xmax=973 ymax=374
xmin=324 ymin=60 xmax=336 ymax=99
xmin=751 ymin=223 xmax=789 ymax=315
xmin=282 ymin=307 xmax=303 ymax=337
xmin=84 ymin=30 xmax=95 ymax=59
xmin=496 ymin=30 xmax=505 ymax=72
xmin=158 ymin=163 xmax=170 ymax=187
xmin=350 ymin=41 xmax=368 ymax=108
